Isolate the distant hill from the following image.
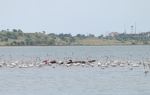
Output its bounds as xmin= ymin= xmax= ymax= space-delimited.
xmin=0 ymin=29 xmax=150 ymax=46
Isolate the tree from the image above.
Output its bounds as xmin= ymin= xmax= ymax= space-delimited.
xmin=87 ymin=34 xmax=95 ymax=38
xmin=25 ymin=38 xmax=33 ymax=45
xmin=48 ymin=39 xmax=55 ymax=45
xmin=76 ymin=34 xmax=86 ymax=39
xmin=12 ymin=29 xmax=18 ymax=32
xmin=17 ymin=29 xmax=23 ymax=33
xmin=98 ymin=35 xmax=103 ymax=39
xmin=42 ymin=31 xmax=46 ymax=34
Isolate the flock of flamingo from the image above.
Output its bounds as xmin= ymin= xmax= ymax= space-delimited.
xmin=0 ymin=55 xmax=150 ymax=74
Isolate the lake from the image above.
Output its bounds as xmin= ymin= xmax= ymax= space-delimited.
xmin=0 ymin=46 xmax=150 ymax=95
xmin=0 ymin=45 xmax=150 ymax=60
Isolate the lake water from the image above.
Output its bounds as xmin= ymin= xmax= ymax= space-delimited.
xmin=0 ymin=45 xmax=150 ymax=60
xmin=0 ymin=46 xmax=150 ymax=95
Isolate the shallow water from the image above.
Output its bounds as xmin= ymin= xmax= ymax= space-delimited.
xmin=0 ymin=67 xmax=149 ymax=95
xmin=0 ymin=45 xmax=150 ymax=60
xmin=0 ymin=46 xmax=150 ymax=95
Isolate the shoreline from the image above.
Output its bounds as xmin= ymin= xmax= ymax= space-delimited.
xmin=0 ymin=44 xmax=149 ymax=47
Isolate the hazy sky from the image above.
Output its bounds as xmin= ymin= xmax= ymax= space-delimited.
xmin=0 ymin=0 xmax=150 ymax=35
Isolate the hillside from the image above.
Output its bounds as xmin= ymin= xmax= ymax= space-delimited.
xmin=0 ymin=29 xmax=150 ymax=46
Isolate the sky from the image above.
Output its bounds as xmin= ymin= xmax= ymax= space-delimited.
xmin=0 ymin=0 xmax=150 ymax=35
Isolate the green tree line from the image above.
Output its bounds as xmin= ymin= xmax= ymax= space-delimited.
xmin=0 ymin=29 xmax=150 ymax=46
